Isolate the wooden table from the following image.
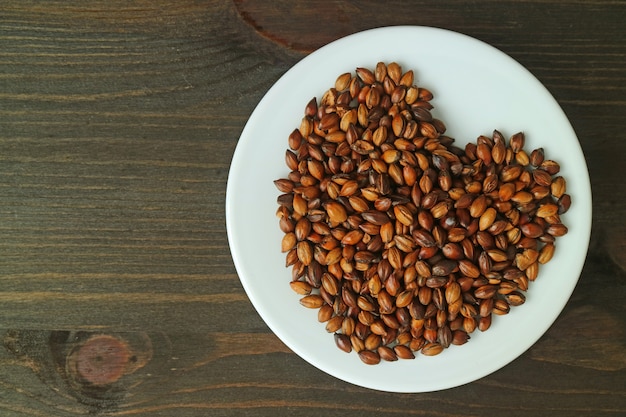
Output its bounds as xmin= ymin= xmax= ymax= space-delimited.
xmin=1 ymin=1 xmax=624 ymax=415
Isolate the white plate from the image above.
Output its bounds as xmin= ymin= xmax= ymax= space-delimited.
xmin=226 ymin=26 xmax=592 ymax=392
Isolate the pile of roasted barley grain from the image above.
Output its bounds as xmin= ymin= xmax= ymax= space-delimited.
xmin=274 ymin=62 xmax=570 ymax=365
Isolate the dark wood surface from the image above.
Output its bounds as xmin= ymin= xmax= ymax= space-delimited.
xmin=1 ymin=1 xmax=624 ymax=415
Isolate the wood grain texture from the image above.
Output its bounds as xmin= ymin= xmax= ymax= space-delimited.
xmin=1 ymin=0 xmax=625 ymax=416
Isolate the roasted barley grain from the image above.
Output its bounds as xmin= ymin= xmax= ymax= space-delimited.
xmin=276 ymin=62 xmax=570 ymax=364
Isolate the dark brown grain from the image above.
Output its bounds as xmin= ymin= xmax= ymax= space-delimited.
xmin=277 ymin=63 xmax=570 ymax=363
